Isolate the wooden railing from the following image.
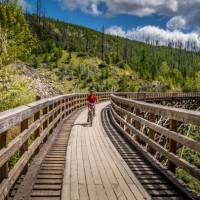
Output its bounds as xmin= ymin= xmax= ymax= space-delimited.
xmin=0 ymin=91 xmax=200 ymax=199
xmin=114 ymin=92 xmax=200 ymax=101
xmin=110 ymin=94 xmax=200 ymax=183
xmin=0 ymin=93 xmax=109 ymax=200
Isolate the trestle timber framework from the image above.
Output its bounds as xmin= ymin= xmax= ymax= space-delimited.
xmin=1 ymin=92 xmax=200 ymax=200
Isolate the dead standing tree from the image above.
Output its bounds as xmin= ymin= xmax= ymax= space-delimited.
xmin=36 ymin=0 xmax=42 ymax=23
xmin=101 ymin=26 xmax=105 ymax=61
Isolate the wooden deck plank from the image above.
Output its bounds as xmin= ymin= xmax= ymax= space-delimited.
xmin=88 ymin=127 xmax=117 ymax=200
xmin=97 ymin=109 xmax=151 ymax=200
xmin=70 ymin=125 xmax=80 ymax=200
xmin=77 ymin=125 xmax=86 ymax=185
xmin=83 ymin=160 xmax=98 ymax=200
xmin=84 ymin=126 xmax=102 ymax=186
xmin=61 ymin=124 xmax=75 ymax=200
xmin=89 ymin=120 xmax=128 ymax=200
xmin=94 ymin=119 xmax=138 ymax=200
xmin=62 ymin=102 xmax=149 ymax=200
xmin=89 ymin=122 xmax=129 ymax=200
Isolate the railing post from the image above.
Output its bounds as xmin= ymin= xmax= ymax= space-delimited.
xmin=126 ymin=105 xmax=133 ymax=135
xmin=68 ymin=98 xmax=70 ymax=113
xmin=53 ymin=102 xmax=57 ymax=120
xmin=0 ymin=131 xmax=8 ymax=183
xmin=168 ymin=119 xmax=178 ymax=173
xmin=20 ymin=118 xmax=29 ymax=173
xmin=58 ymin=100 xmax=61 ymax=123
xmin=69 ymin=98 xmax=71 ymax=113
xmin=66 ymin=98 xmax=69 ymax=116
xmin=71 ymin=97 xmax=74 ymax=111
xmin=79 ymin=95 xmax=81 ymax=108
xmin=147 ymin=113 xmax=156 ymax=155
xmin=49 ymin=104 xmax=53 ymax=123
xmin=34 ymin=110 xmax=41 ymax=155
xmin=79 ymin=95 xmax=81 ymax=107
xmin=62 ymin=99 xmax=65 ymax=119
xmin=43 ymin=106 xmax=49 ymax=142
xmin=119 ymin=103 xmax=124 ymax=128
xmin=75 ymin=95 xmax=78 ymax=109
xmin=43 ymin=107 xmax=48 ymax=130
xmin=77 ymin=95 xmax=79 ymax=108
xmin=135 ymin=108 xmax=141 ymax=143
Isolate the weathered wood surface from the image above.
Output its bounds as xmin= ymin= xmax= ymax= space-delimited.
xmin=0 ymin=93 xmax=109 ymax=200
xmin=0 ymin=91 xmax=200 ymax=200
xmin=111 ymin=101 xmax=200 ymax=152
xmin=62 ymin=102 xmax=150 ymax=200
xmin=13 ymin=109 xmax=81 ymax=200
xmin=114 ymin=92 xmax=200 ymax=101
xmin=108 ymin=110 xmax=199 ymax=200
xmin=111 ymin=94 xmax=200 ymax=182
xmin=111 ymin=94 xmax=200 ymax=125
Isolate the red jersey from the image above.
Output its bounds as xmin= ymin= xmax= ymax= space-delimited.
xmin=87 ymin=95 xmax=97 ymax=103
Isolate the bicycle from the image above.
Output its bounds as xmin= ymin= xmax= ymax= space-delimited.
xmin=87 ymin=103 xmax=95 ymax=126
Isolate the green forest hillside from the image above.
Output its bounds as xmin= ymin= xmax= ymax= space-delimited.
xmin=0 ymin=1 xmax=200 ymax=195
xmin=1 ymin=1 xmax=200 ymax=110
xmin=26 ymin=14 xmax=200 ymax=92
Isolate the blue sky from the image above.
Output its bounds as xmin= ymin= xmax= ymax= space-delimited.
xmin=23 ymin=0 xmax=200 ymax=48
xmin=26 ymin=0 xmax=167 ymax=31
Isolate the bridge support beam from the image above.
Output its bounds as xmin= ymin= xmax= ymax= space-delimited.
xmin=34 ymin=111 xmax=41 ymax=155
xmin=135 ymin=108 xmax=141 ymax=143
xmin=20 ymin=118 xmax=29 ymax=174
xmin=168 ymin=119 xmax=178 ymax=173
xmin=147 ymin=113 xmax=156 ymax=155
xmin=0 ymin=131 xmax=8 ymax=183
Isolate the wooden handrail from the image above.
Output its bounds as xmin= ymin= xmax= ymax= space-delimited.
xmin=110 ymin=93 xmax=200 ymax=183
xmin=111 ymin=100 xmax=200 ymax=152
xmin=112 ymin=92 xmax=200 ymax=101
xmin=111 ymin=94 xmax=200 ymax=125
xmin=0 ymin=93 xmax=109 ymax=200
xmin=0 ymin=91 xmax=200 ymax=199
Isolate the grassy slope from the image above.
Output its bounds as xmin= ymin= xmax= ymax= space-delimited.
xmin=0 ymin=64 xmax=36 ymax=112
xmin=35 ymin=51 xmax=145 ymax=93
xmin=0 ymin=6 xmax=200 ymax=195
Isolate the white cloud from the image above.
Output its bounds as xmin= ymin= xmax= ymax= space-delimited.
xmin=106 ymin=25 xmax=200 ymax=50
xmin=167 ymin=16 xmax=186 ymax=30
xmin=18 ymin=0 xmax=30 ymax=10
xmin=105 ymin=26 xmax=126 ymax=37
xmin=58 ymin=0 xmax=101 ymax=16
xmin=58 ymin=0 xmax=200 ymax=30
xmin=91 ymin=3 xmax=102 ymax=16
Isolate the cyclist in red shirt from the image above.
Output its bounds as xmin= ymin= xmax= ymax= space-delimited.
xmin=87 ymin=90 xmax=97 ymax=122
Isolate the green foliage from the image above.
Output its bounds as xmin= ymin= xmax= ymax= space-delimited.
xmin=175 ymin=125 xmax=200 ymax=194
xmin=0 ymin=66 xmax=36 ymax=111
xmin=139 ymin=49 xmax=148 ymax=79
xmin=9 ymin=150 xmax=21 ymax=169
xmin=160 ymin=62 xmax=170 ymax=76
xmin=0 ymin=5 xmax=200 ymax=194
xmin=183 ymin=71 xmax=200 ymax=92
xmin=26 ymin=13 xmax=200 ymax=92
xmin=177 ymin=168 xmax=200 ymax=195
xmin=0 ymin=2 xmax=37 ymax=64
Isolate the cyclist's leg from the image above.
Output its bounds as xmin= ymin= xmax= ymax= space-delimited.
xmin=87 ymin=104 xmax=90 ymax=122
xmin=92 ymin=104 xmax=95 ymax=116
xmin=87 ymin=112 xmax=89 ymax=122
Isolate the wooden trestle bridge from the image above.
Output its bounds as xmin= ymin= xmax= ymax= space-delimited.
xmin=0 ymin=92 xmax=200 ymax=200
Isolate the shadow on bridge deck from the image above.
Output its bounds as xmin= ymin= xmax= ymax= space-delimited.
xmin=62 ymin=102 xmax=150 ymax=200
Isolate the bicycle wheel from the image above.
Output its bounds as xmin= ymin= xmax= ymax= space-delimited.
xmin=90 ymin=113 xmax=93 ymax=126
xmin=88 ymin=111 xmax=92 ymax=126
